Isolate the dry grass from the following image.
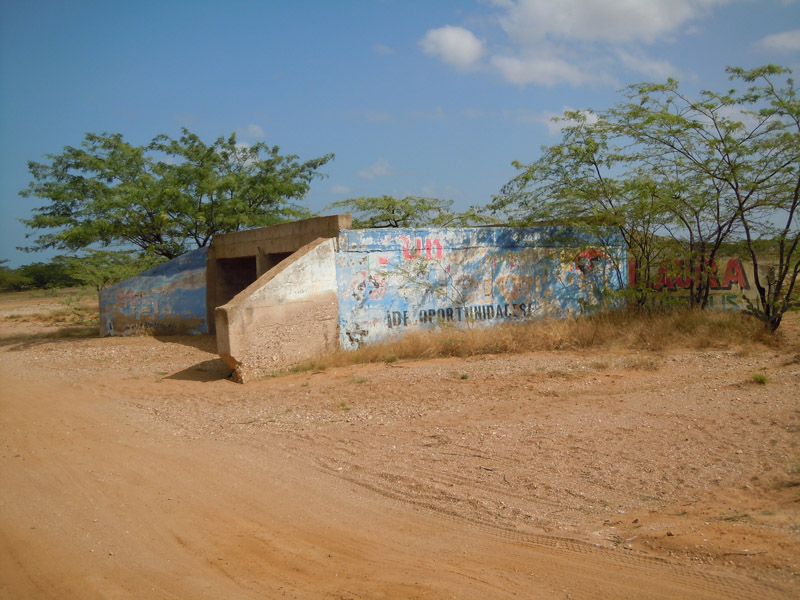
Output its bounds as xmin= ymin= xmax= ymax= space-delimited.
xmin=19 ymin=306 xmax=98 ymax=325
xmin=287 ymin=308 xmax=782 ymax=374
xmin=0 ymin=289 xmax=788 ymax=375
xmin=0 ymin=289 xmax=98 ymax=326
xmin=0 ymin=286 xmax=92 ymax=304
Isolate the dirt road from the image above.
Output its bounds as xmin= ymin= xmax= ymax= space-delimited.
xmin=1 ymin=311 xmax=798 ymax=598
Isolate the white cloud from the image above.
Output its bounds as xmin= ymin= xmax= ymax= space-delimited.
xmin=617 ymin=50 xmax=681 ymax=80
xmin=231 ymin=142 xmax=261 ymax=167
xmin=422 ymin=0 xmax=733 ymax=86
xmin=237 ymin=124 xmax=265 ymax=139
xmin=491 ymin=54 xmax=600 ymax=86
xmin=756 ymin=29 xmax=800 ymax=53
xmin=373 ymin=42 xmax=396 ymax=55
xmin=420 ymin=25 xmax=486 ymax=70
xmin=357 ymin=158 xmax=396 ymax=179
xmin=557 ymin=109 xmax=599 ymax=130
xmin=515 ymin=108 xmax=599 ymax=135
xmin=515 ymin=110 xmax=564 ymax=135
xmin=714 ymin=104 xmax=763 ymax=131
xmin=494 ymin=0 xmax=729 ymax=45
xmin=330 ymin=184 xmax=353 ymax=195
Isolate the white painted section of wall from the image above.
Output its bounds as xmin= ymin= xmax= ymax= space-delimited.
xmin=216 ymin=238 xmax=339 ymax=382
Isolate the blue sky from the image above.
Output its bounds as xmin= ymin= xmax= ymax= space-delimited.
xmin=1 ymin=0 xmax=799 ymax=267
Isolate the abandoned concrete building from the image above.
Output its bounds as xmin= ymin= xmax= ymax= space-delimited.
xmin=100 ymin=215 xmax=631 ymax=382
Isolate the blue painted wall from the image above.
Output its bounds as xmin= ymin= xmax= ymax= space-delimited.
xmin=335 ymin=227 xmax=627 ymax=349
xmin=98 ymin=227 xmax=626 ymax=345
xmin=99 ymin=248 xmax=208 ymax=336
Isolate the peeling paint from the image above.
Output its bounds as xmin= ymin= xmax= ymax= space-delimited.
xmin=99 ymin=248 xmax=208 ymax=336
xmin=335 ymin=227 xmax=627 ymax=350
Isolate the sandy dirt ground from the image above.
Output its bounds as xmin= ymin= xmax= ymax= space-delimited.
xmin=1 ymin=296 xmax=799 ymax=599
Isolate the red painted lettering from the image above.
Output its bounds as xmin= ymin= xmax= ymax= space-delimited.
xmin=432 ymin=238 xmax=443 ymax=259
xmin=694 ymin=261 xmax=720 ymax=288
xmin=653 ymin=266 xmax=674 ymax=291
xmin=400 ymin=236 xmax=421 ymax=260
xmin=720 ymin=258 xmax=749 ymax=289
xmin=401 ymin=236 xmax=441 ymax=260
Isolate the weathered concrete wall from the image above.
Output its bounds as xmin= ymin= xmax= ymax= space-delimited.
xmin=335 ymin=227 xmax=627 ymax=350
xmin=98 ymin=216 xmax=349 ymax=340
xmin=216 ymin=238 xmax=339 ymax=382
xmin=206 ymin=215 xmax=351 ymax=333
xmin=629 ymin=256 xmax=760 ymax=310
xmin=210 ymin=215 xmax=351 ymax=260
xmin=99 ymin=248 xmax=208 ymax=336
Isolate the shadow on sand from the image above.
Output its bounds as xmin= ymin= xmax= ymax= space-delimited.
xmin=153 ymin=335 xmax=234 ymax=382
xmin=166 ymin=358 xmax=233 ymax=382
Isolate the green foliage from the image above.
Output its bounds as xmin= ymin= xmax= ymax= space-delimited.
xmin=490 ymin=65 xmax=799 ymax=329
xmin=326 ymin=195 xmax=490 ymax=228
xmin=487 ymin=110 xmax=669 ymax=307
xmin=722 ymin=66 xmax=799 ymax=331
xmin=1 ymin=249 xmax=167 ymax=292
xmin=64 ymin=249 xmax=166 ymax=291
xmin=608 ymin=66 xmax=798 ymax=320
xmin=17 ymin=257 xmax=80 ymax=289
xmin=21 ymin=129 xmax=333 ymax=259
xmin=0 ymin=260 xmax=33 ymax=290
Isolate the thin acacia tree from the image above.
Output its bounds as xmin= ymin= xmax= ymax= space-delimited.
xmin=492 ymin=65 xmax=798 ymax=329
xmin=610 ymin=66 xmax=798 ymax=329
xmin=487 ymin=110 xmax=671 ymax=307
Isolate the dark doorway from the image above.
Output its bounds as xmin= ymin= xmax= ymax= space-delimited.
xmin=258 ymin=252 xmax=293 ymax=276
xmin=216 ymin=256 xmax=257 ymax=306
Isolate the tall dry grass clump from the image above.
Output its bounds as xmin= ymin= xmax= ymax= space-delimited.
xmin=287 ymin=308 xmax=780 ymax=373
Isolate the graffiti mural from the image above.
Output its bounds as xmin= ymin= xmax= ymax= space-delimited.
xmin=99 ymin=247 xmax=208 ymax=336
xmin=628 ymin=257 xmax=759 ymax=310
xmin=335 ymin=227 xmax=627 ymax=349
